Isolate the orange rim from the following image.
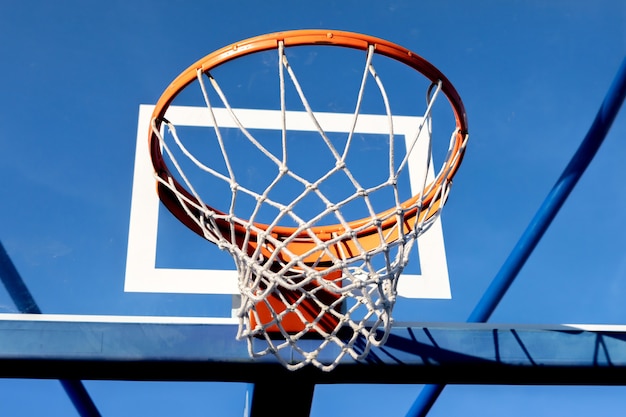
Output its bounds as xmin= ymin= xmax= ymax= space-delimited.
xmin=150 ymin=29 xmax=468 ymax=259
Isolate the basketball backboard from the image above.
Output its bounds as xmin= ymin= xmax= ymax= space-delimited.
xmin=1 ymin=11 xmax=624 ymax=328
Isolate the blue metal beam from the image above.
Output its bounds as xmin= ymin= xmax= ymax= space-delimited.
xmin=406 ymin=56 xmax=626 ymax=416
xmin=1 ymin=315 xmax=626 ymax=384
xmin=0 ymin=241 xmax=101 ymax=417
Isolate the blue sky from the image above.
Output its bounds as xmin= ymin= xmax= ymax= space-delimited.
xmin=1 ymin=1 xmax=626 ymax=416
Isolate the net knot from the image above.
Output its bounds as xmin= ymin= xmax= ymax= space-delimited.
xmin=335 ymin=160 xmax=346 ymax=170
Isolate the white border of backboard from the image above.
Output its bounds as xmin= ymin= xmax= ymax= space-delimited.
xmin=125 ymin=105 xmax=451 ymax=299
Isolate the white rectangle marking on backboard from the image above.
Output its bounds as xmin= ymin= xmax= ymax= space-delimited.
xmin=125 ymin=105 xmax=451 ymax=299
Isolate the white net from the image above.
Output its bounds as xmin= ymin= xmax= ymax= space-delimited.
xmin=151 ymin=41 xmax=467 ymax=371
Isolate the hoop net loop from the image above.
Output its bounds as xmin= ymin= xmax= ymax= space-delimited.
xmin=149 ymin=30 xmax=468 ymax=371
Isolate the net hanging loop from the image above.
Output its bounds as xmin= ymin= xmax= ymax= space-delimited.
xmin=149 ymin=30 xmax=468 ymax=371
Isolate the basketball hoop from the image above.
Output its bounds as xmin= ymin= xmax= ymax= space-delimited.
xmin=149 ymin=30 xmax=468 ymax=371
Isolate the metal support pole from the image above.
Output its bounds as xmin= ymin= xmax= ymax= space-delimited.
xmin=406 ymin=56 xmax=626 ymax=417
xmin=0 ymin=241 xmax=101 ymax=417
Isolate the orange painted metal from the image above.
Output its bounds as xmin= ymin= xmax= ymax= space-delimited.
xmin=150 ymin=29 xmax=467 ymax=261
